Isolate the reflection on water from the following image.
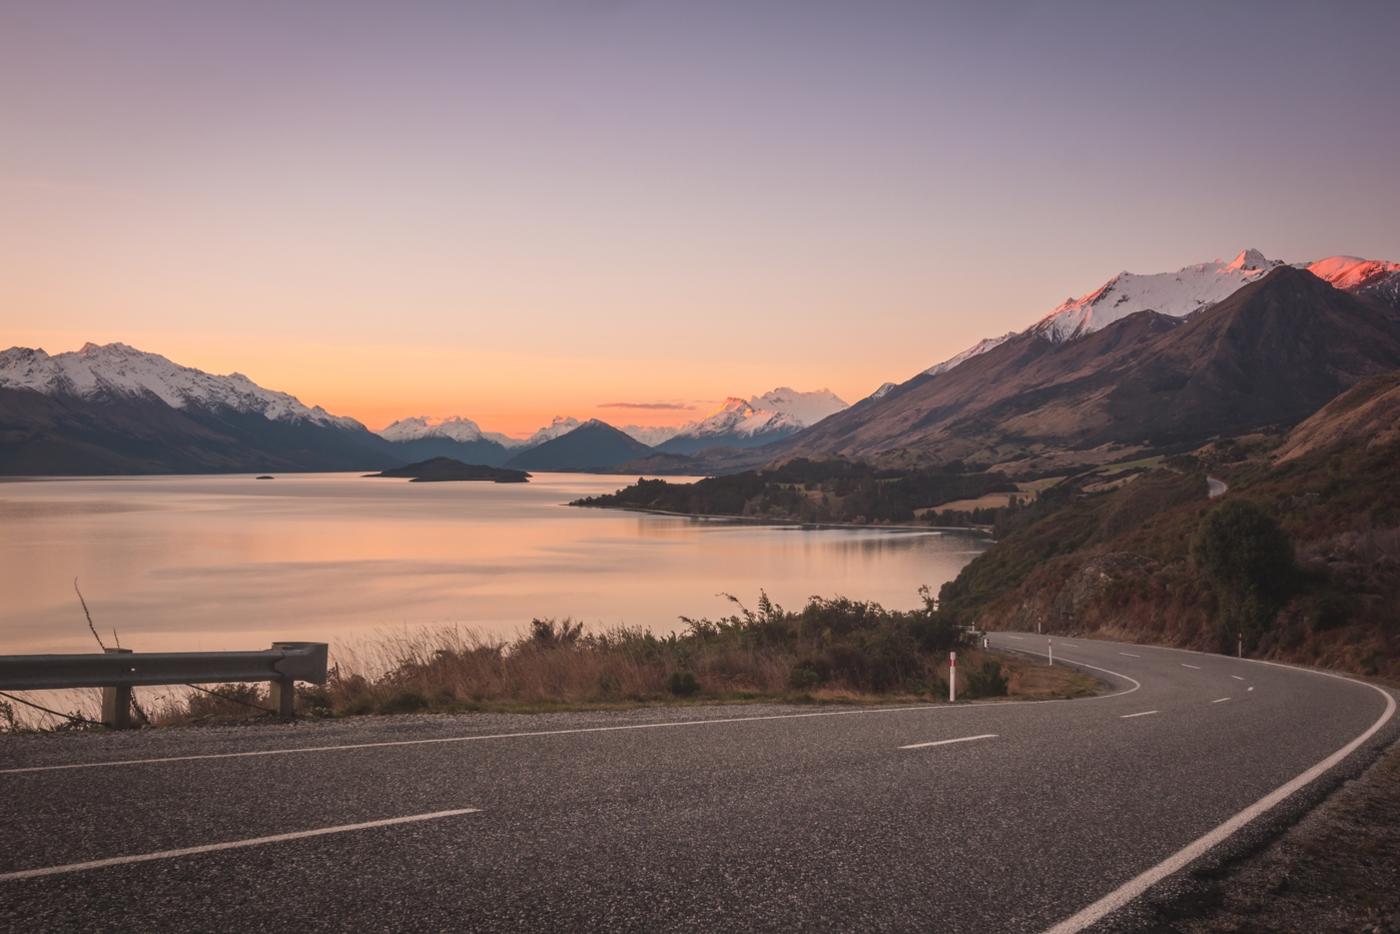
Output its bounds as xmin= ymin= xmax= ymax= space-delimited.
xmin=0 ymin=473 xmax=991 ymax=654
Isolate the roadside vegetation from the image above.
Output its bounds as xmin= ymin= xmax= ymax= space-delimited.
xmin=935 ymin=397 xmax=1400 ymax=678
xmin=0 ymin=590 xmax=1100 ymax=731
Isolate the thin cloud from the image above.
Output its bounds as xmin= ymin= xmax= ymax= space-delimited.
xmin=599 ymin=401 xmax=695 ymax=411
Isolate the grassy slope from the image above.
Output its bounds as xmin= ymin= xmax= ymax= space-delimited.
xmin=937 ymin=430 xmax=1400 ymax=678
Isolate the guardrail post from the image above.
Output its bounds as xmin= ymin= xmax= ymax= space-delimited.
xmin=101 ymin=647 xmax=134 ymax=729
xmin=269 ymin=676 xmax=296 ymax=718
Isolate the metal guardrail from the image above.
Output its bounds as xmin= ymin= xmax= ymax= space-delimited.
xmin=0 ymin=642 xmax=329 ymax=728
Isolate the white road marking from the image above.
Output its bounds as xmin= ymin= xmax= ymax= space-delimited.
xmin=1247 ymin=686 xmax=1255 ymax=692
xmin=1119 ymin=710 xmax=1158 ymax=719
xmin=1006 ymin=635 xmax=1024 ymax=640
xmin=1044 ymin=659 xmax=1396 ymax=934
xmin=1119 ymin=652 xmax=1141 ymax=658
xmin=1181 ymin=664 xmax=1202 ymax=670
xmin=899 ymin=733 xmax=998 ymax=750
xmin=0 ymin=809 xmax=480 ymax=882
xmin=1212 ymin=697 xmax=1231 ymax=704
xmin=1 ymin=677 xmax=1143 ymax=775
xmin=1231 ymin=676 xmax=1246 ymax=681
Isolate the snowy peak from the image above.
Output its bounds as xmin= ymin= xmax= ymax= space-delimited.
xmin=925 ymin=332 xmax=1016 ymax=377
xmin=1030 ymin=250 xmax=1284 ymax=343
xmin=378 ymin=415 xmax=515 ymax=446
xmin=672 ymin=387 xmax=848 ymax=441
xmin=1306 ymin=255 xmax=1400 ymax=291
xmin=0 ymin=341 xmax=362 ymax=429
xmin=1226 ymin=248 xmax=1271 ymax=272
xmin=521 ymin=416 xmax=582 ymax=448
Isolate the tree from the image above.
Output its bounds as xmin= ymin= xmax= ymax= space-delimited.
xmin=1190 ymin=500 xmax=1297 ymax=650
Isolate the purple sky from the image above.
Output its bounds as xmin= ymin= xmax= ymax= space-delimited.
xmin=4 ymin=0 xmax=1398 ymax=432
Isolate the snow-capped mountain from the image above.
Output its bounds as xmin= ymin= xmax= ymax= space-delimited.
xmin=521 ymin=416 xmax=582 ymax=448
xmin=1032 ymin=249 xmax=1283 ymax=343
xmin=0 ymin=341 xmax=400 ymax=475
xmin=655 ymin=388 xmax=848 ymax=454
xmin=0 ymin=342 xmax=362 ymax=429
xmin=378 ymin=415 xmax=516 ymax=448
xmin=1306 ymin=255 xmax=1400 ymax=290
xmin=866 ymin=382 xmax=898 ymax=402
xmin=621 ymin=424 xmax=681 ymax=447
xmin=924 ymin=332 xmax=1016 ymax=377
xmin=915 ymin=249 xmax=1290 ymax=382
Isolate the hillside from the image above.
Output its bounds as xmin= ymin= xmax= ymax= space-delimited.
xmin=783 ymin=268 xmax=1400 ymax=472
xmin=504 ymin=419 xmax=653 ymax=471
xmin=934 ymin=373 xmax=1400 ymax=678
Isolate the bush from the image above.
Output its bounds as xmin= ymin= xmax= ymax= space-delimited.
xmin=1191 ymin=499 xmax=1299 ymax=648
xmin=186 ymin=683 xmax=268 ymax=720
xmin=667 ymin=671 xmax=700 ymax=697
xmin=965 ymin=660 xmax=1008 ymax=698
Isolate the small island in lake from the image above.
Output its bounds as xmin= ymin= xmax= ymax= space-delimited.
xmin=366 ymin=457 xmax=530 ymax=483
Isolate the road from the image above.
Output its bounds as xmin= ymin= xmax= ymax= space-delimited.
xmin=1 ymin=635 xmax=1394 ymax=933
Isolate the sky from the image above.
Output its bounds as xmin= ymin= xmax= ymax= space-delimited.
xmin=3 ymin=0 xmax=1399 ymax=436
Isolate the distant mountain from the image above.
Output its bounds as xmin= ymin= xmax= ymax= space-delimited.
xmin=0 ymin=342 xmax=399 ymax=475
xmin=655 ymin=388 xmax=847 ymax=455
xmin=1306 ymin=255 xmax=1400 ymax=314
xmin=376 ymin=415 xmax=514 ymax=466
xmin=620 ymin=424 xmax=681 ymax=447
xmin=504 ymin=419 xmax=654 ymax=471
xmin=519 ymin=416 xmax=583 ymax=448
xmin=784 ymin=267 xmax=1400 ymax=472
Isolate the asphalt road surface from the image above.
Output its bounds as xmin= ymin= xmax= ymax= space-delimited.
xmin=2 ymin=635 xmax=1395 ymax=933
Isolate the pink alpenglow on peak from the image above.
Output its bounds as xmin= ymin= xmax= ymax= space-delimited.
xmin=1306 ymin=255 xmax=1400 ymax=291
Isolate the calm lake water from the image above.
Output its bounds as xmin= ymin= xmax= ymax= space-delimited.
xmin=0 ymin=473 xmax=991 ymax=656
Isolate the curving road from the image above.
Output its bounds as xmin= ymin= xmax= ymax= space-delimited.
xmin=1 ymin=635 xmax=1394 ymax=933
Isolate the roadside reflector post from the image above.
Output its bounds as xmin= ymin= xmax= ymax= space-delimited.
xmin=949 ymin=651 xmax=956 ymax=703
xmin=100 ymin=647 xmax=134 ymax=730
xmin=1237 ymin=632 xmax=1243 ymax=659
xmin=1048 ymin=639 xmax=1053 ymax=667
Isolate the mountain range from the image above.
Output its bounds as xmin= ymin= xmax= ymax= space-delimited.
xmin=4 ymin=249 xmax=1399 ymax=477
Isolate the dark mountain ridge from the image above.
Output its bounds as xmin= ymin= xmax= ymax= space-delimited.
xmin=782 ymin=268 xmax=1400 ymax=472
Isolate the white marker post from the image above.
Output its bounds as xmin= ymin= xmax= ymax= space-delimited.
xmin=1048 ymin=638 xmax=1053 ymax=667
xmin=949 ymin=651 xmax=957 ymax=702
xmin=1237 ymin=632 xmax=1243 ymax=659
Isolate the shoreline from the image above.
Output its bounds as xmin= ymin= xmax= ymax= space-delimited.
xmin=567 ymin=500 xmax=996 ymax=535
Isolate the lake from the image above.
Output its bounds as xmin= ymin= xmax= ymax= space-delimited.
xmin=0 ymin=473 xmax=991 ymax=656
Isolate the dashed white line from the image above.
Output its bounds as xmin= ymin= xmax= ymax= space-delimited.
xmin=1119 ymin=710 xmax=1159 ymax=719
xmin=1212 ymin=697 xmax=1231 ymax=704
xmin=1006 ymin=635 xmax=1024 ymax=641
xmin=1181 ymin=664 xmax=1202 ymax=670
xmin=1119 ymin=652 xmax=1142 ymax=658
xmin=1247 ymin=686 xmax=1255 ymax=692
xmin=900 ymin=734 xmax=998 ymax=750
xmin=1231 ymin=675 xmax=1246 ymax=681
xmin=0 ymin=809 xmax=480 ymax=882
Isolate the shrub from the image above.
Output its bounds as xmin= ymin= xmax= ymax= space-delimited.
xmin=1191 ymin=499 xmax=1299 ymax=649
xmin=965 ymin=660 xmax=1009 ymax=698
xmin=667 ymin=671 xmax=700 ymax=697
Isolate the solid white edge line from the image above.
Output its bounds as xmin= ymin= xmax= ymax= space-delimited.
xmin=1212 ymin=697 xmax=1231 ymax=704
xmin=899 ymin=733 xmax=998 ymax=750
xmin=2 ymin=670 xmax=1142 ymax=776
xmin=1043 ymin=661 xmax=1396 ymax=934
xmin=0 ymin=808 xmax=480 ymax=882
xmin=1119 ymin=710 xmax=1158 ymax=719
